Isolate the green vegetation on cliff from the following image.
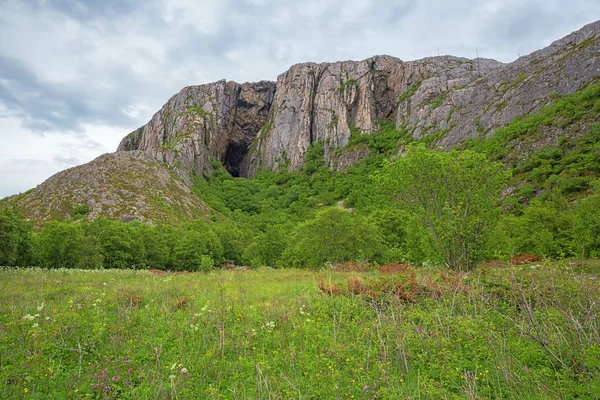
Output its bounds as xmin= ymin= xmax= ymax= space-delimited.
xmin=2 ymin=80 xmax=600 ymax=270
xmin=466 ymin=79 xmax=600 ymax=204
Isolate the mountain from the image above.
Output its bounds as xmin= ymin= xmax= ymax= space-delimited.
xmin=6 ymin=20 xmax=600 ymax=224
xmin=120 ymin=20 xmax=600 ymax=179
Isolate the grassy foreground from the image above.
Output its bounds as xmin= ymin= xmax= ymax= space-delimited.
xmin=0 ymin=263 xmax=598 ymax=399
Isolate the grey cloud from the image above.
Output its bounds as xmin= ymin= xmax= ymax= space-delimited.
xmin=28 ymin=0 xmax=144 ymax=21
xmin=0 ymin=54 xmax=85 ymax=131
xmin=484 ymin=4 xmax=561 ymax=43
xmin=1 ymin=0 xmax=599 ymax=137
xmin=164 ymin=29 xmax=238 ymax=63
xmin=380 ymin=1 xmax=417 ymax=25
xmin=9 ymin=158 xmax=52 ymax=168
xmin=0 ymin=158 xmax=60 ymax=199
xmin=0 ymin=52 xmax=150 ymax=132
xmin=53 ymin=156 xmax=81 ymax=166
xmin=477 ymin=2 xmax=600 ymax=60
xmin=75 ymin=137 xmax=105 ymax=151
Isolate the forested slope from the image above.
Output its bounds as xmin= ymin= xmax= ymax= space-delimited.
xmin=2 ymin=80 xmax=599 ymax=270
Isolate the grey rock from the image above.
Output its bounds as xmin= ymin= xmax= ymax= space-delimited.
xmin=332 ymin=145 xmax=371 ymax=172
xmin=118 ymin=80 xmax=275 ymax=182
xmin=118 ymin=21 xmax=600 ymax=179
xmin=436 ymin=20 xmax=600 ymax=148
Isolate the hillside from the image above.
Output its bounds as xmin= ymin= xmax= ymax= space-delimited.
xmin=3 ymin=7 xmax=600 ymax=400
xmin=3 ymin=20 xmax=599 ymax=226
xmin=3 ymin=151 xmax=208 ymax=225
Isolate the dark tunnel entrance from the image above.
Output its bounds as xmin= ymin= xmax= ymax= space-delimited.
xmin=224 ymin=142 xmax=248 ymax=177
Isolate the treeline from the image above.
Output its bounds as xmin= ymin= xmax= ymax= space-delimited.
xmin=2 ymin=147 xmax=600 ymax=271
xmin=0 ymin=206 xmax=389 ymax=270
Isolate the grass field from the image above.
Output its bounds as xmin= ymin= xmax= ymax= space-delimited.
xmin=0 ymin=262 xmax=599 ymax=399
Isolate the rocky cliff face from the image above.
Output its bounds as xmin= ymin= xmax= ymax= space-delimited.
xmin=248 ymin=21 xmax=599 ymax=173
xmin=118 ymin=80 xmax=275 ymax=183
xmin=432 ymin=20 xmax=600 ymax=149
xmin=243 ymin=55 xmax=502 ymax=175
xmin=119 ymin=21 xmax=599 ymax=179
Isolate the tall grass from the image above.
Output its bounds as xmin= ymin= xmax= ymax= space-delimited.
xmin=0 ymin=262 xmax=598 ymax=399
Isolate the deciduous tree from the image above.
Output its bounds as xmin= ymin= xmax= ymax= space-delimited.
xmin=379 ymin=145 xmax=509 ymax=270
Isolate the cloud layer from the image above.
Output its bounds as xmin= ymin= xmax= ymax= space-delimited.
xmin=1 ymin=0 xmax=598 ymax=197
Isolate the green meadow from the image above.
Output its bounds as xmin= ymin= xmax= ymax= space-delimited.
xmin=1 ymin=262 xmax=598 ymax=399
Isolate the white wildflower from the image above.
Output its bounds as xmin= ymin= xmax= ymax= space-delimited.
xmin=262 ymin=321 xmax=275 ymax=330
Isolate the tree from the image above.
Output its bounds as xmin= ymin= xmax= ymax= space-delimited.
xmin=167 ymin=221 xmax=224 ymax=271
xmin=212 ymin=222 xmax=247 ymax=265
xmin=0 ymin=206 xmax=31 ymax=266
xmin=137 ymin=224 xmax=171 ymax=269
xmin=35 ymin=221 xmax=102 ymax=269
xmin=92 ymin=220 xmax=146 ymax=269
xmin=511 ymin=194 xmax=576 ymax=258
xmin=304 ymin=141 xmax=325 ymax=175
xmin=171 ymin=230 xmax=217 ymax=271
xmin=379 ymin=144 xmax=509 ymax=270
xmin=281 ymin=207 xmax=384 ymax=268
xmin=242 ymin=223 xmax=291 ymax=267
xmin=574 ymin=184 xmax=600 ymax=258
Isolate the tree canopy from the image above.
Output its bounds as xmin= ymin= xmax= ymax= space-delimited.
xmin=378 ymin=145 xmax=510 ymax=270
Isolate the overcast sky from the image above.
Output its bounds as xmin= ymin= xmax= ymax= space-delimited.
xmin=0 ymin=0 xmax=598 ymax=198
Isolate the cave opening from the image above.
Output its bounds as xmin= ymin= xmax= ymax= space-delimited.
xmin=224 ymin=142 xmax=248 ymax=177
